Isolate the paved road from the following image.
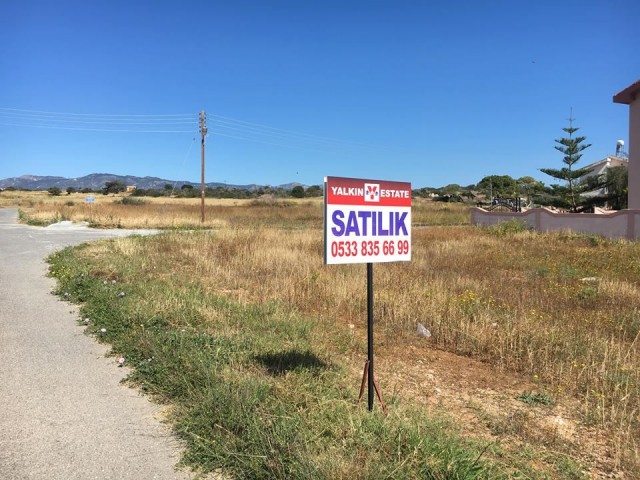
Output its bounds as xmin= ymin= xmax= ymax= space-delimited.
xmin=0 ymin=208 xmax=192 ymax=480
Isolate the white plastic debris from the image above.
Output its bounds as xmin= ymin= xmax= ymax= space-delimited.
xmin=100 ymin=328 xmax=107 ymax=333
xmin=83 ymin=317 xmax=90 ymax=325
xmin=580 ymin=277 xmax=598 ymax=283
xmin=417 ymin=323 xmax=431 ymax=338
xmin=118 ymin=291 xmax=126 ymax=298
xmin=118 ymin=357 xmax=125 ymax=366
xmin=111 ymin=279 xmax=117 ymax=284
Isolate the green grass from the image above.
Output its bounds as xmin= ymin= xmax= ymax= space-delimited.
xmin=46 ymin=238 xmax=578 ymax=479
xmin=516 ymin=391 xmax=552 ymax=407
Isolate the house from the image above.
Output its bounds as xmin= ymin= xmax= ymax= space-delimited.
xmin=578 ymin=150 xmax=628 ymax=199
xmin=126 ymin=185 xmax=137 ymax=192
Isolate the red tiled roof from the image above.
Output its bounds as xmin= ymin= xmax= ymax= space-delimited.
xmin=613 ymin=80 xmax=640 ymax=104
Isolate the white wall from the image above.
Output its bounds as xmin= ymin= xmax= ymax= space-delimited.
xmin=471 ymin=208 xmax=640 ymax=240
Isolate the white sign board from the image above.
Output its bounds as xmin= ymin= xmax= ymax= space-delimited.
xmin=85 ymin=197 xmax=95 ymax=203
xmin=324 ymin=176 xmax=411 ymax=264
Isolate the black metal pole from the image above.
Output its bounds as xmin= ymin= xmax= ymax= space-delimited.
xmin=367 ymin=262 xmax=374 ymax=411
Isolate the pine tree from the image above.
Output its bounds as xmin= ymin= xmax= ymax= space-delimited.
xmin=540 ymin=112 xmax=596 ymax=212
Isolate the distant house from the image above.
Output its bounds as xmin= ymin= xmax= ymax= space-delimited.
xmin=126 ymin=185 xmax=137 ymax=192
xmin=578 ymin=145 xmax=628 ymax=200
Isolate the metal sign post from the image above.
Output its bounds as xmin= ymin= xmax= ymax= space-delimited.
xmin=367 ymin=262 xmax=374 ymax=411
xmin=324 ymin=176 xmax=411 ymax=412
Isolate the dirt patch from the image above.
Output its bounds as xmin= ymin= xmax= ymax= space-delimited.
xmin=344 ymin=334 xmax=628 ymax=478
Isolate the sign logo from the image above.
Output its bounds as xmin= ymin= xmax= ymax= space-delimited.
xmin=364 ymin=183 xmax=380 ymax=202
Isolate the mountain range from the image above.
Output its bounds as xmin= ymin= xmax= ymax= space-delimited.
xmin=0 ymin=173 xmax=302 ymax=191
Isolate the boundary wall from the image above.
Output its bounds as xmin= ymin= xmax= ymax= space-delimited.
xmin=471 ymin=207 xmax=640 ymax=240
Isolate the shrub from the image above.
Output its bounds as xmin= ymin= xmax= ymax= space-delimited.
xmin=116 ymin=197 xmax=146 ymax=206
xmin=487 ymin=219 xmax=530 ymax=236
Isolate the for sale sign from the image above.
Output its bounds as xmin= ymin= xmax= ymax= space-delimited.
xmin=324 ymin=176 xmax=411 ymax=264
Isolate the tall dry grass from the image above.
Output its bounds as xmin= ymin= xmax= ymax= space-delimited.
xmin=7 ymin=191 xmax=471 ymax=229
xmin=6 ymin=192 xmax=324 ymax=229
xmin=114 ymin=225 xmax=639 ymax=469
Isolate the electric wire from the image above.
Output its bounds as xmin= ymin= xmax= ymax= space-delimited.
xmin=0 ymin=106 xmax=401 ymax=154
xmin=0 ymin=107 xmax=194 ymax=117
xmin=0 ymin=122 xmax=194 ymax=133
xmin=210 ymin=131 xmax=340 ymax=155
xmin=206 ymin=113 xmax=379 ymax=149
xmin=169 ymin=135 xmax=198 ymax=195
xmin=207 ymin=119 xmax=366 ymax=150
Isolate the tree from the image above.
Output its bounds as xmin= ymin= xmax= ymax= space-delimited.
xmin=540 ymin=115 xmax=596 ymax=212
xmin=291 ymin=185 xmax=305 ymax=198
xmin=516 ymin=176 xmax=546 ymax=205
xmin=434 ymin=184 xmax=464 ymax=202
xmin=66 ymin=187 xmax=77 ymax=195
xmin=305 ymin=185 xmax=323 ymax=197
xmin=103 ymin=181 xmax=127 ymax=195
xmin=47 ymin=187 xmax=62 ymax=196
xmin=604 ymin=166 xmax=628 ymax=210
xmin=440 ymin=184 xmax=462 ymax=195
xmin=477 ymin=175 xmax=517 ymax=198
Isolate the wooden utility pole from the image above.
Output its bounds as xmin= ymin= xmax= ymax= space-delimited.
xmin=199 ymin=111 xmax=207 ymax=223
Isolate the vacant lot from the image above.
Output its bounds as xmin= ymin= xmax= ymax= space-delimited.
xmin=6 ymin=191 xmax=639 ymax=478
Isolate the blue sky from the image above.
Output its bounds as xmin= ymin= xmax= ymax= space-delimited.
xmin=1 ymin=0 xmax=638 ymax=189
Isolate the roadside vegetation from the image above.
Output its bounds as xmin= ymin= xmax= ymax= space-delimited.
xmin=2 ymin=190 xmax=638 ymax=477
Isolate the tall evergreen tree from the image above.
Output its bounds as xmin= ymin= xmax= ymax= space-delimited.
xmin=540 ymin=113 xmax=597 ymax=212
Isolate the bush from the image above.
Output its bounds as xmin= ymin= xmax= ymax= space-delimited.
xmin=487 ymin=219 xmax=530 ymax=236
xmin=48 ymin=187 xmax=62 ymax=196
xmin=116 ymin=197 xmax=146 ymax=206
xmin=291 ymin=186 xmax=305 ymax=198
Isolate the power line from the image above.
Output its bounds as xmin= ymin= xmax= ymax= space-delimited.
xmin=0 ymin=108 xmax=364 ymax=148
xmin=0 ymin=106 xmax=406 ymax=154
xmin=207 ymin=118 xmax=364 ymax=149
xmin=0 ymin=114 xmax=195 ymax=126
xmin=0 ymin=122 xmax=194 ymax=133
xmin=210 ymin=131 xmax=341 ymax=154
xmin=207 ymin=112 xmax=383 ymax=149
xmin=0 ymin=107 xmax=194 ymax=118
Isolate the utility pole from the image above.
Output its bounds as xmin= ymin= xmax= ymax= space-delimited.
xmin=199 ymin=111 xmax=207 ymax=223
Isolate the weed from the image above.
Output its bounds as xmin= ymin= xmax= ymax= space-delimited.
xmin=487 ymin=219 xmax=530 ymax=236
xmin=117 ymin=197 xmax=147 ymax=206
xmin=517 ymin=391 xmax=552 ymax=407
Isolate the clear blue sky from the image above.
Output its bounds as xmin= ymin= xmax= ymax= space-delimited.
xmin=1 ymin=0 xmax=638 ymax=188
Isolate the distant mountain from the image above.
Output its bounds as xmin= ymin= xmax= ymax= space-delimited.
xmin=0 ymin=173 xmax=304 ymax=191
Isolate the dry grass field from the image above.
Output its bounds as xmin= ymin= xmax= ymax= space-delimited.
xmin=4 ymin=190 xmax=639 ymax=477
xmin=122 ymin=225 xmax=639 ymax=474
xmin=1 ymin=190 xmax=470 ymax=229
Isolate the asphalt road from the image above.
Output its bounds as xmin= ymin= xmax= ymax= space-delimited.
xmin=0 ymin=208 xmax=192 ymax=480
